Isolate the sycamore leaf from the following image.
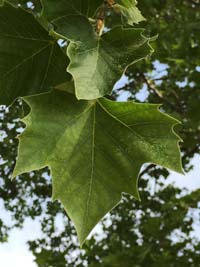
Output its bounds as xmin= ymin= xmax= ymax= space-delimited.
xmin=41 ymin=1 xmax=152 ymax=100
xmin=114 ymin=0 xmax=145 ymax=25
xmin=0 ymin=2 xmax=71 ymax=105
xmin=41 ymin=10 xmax=153 ymax=99
xmin=13 ymin=89 xmax=182 ymax=245
xmin=67 ymin=26 xmax=153 ymax=100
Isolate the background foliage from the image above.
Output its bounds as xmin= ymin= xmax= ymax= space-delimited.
xmin=0 ymin=0 xmax=200 ymax=266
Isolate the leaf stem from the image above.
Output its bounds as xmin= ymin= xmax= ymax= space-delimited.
xmin=95 ymin=0 xmax=115 ymax=36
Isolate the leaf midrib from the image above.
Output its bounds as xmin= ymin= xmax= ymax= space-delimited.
xmin=82 ymin=104 xmax=96 ymax=238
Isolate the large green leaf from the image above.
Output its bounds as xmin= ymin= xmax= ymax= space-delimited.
xmin=40 ymin=10 xmax=153 ymax=100
xmin=41 ymin=0 xmax=152 ymax=100
xmin=114 ymin=0 xmax=145 ymax=25
xmin=67 ymin=26 xmax=153 ymax=99
xmin=13 ymin=89 xmax=182 ymax=245
xmin=0 ymin=2 xmax=71 ymax=105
